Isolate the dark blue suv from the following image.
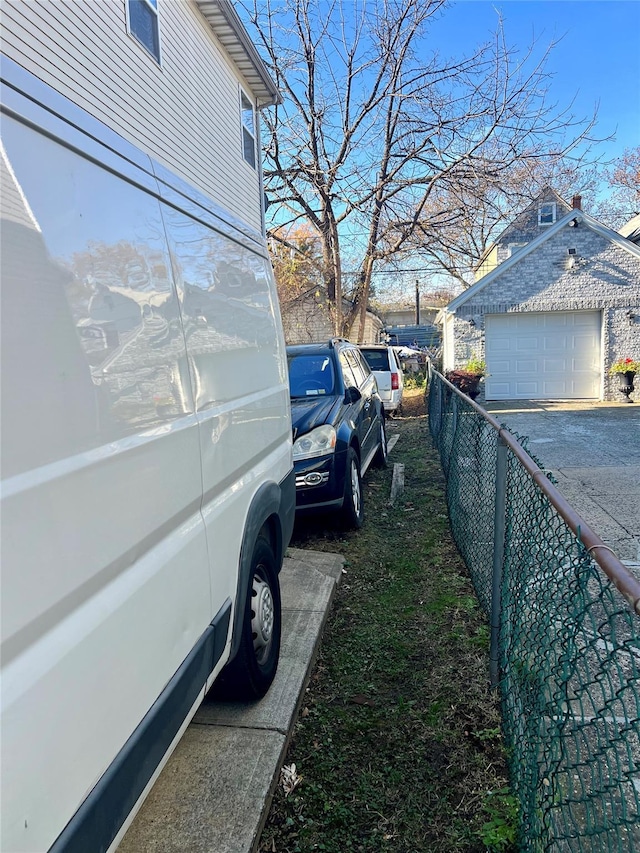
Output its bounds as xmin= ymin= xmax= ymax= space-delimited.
xmin=287 ymin=339 xmax=388 ymax=528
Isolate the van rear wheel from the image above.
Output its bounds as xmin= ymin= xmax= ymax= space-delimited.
xmin=217 ymin=537 xmax=281 ymax=699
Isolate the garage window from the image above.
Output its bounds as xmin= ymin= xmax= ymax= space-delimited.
xmin=538 ymin=203 xmax=556 ymax=226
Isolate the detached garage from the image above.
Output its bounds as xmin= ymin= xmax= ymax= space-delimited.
xmin=484 ymin=311 xmax=601 ymax=400
xmin=439 ymin=200 xmax=640 ymax=403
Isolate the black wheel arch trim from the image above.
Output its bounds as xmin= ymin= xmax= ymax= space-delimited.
xmin=229 ymin=471 xmax=295 ymax=661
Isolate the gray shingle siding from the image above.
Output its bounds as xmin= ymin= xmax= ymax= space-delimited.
xmin=464 ymin=230 xmax=640 ymax=311
xmin=494 ymin=192 xmax=572 ymax=265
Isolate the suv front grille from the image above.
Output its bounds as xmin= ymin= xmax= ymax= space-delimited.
xmin=296 ymin=471 xmax=330 ymax=488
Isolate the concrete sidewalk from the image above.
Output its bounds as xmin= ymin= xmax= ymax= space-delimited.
xmin=484 ymin=400 xmax=640 ymax=568
xmin=118 ymin=548 xmax=344 ymax=853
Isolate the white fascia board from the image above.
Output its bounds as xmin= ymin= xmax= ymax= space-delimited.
xmin=581 ymin=211 xmax=640 ymax=259
xmin=196 ymin=0 xmax=281 ymax=106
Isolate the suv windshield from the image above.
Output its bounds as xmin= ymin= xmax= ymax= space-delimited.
xmin=288 ymin=353 xmax=336 ymax=397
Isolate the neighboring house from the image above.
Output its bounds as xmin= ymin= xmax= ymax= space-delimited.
xmin=439 ymin=203 xmax=640 ymax=402
xmin=474 ymin=187 xmax=575 ymax=280
xmin=620 ymin=214 xmax=640 ymax=246
xmin=382 ymin=306 xmax=441 ymax=326
xmin=1 ymin=0 xmax=278 ymax=233
xmin=281 ymin=287 xmax=384 ymax=345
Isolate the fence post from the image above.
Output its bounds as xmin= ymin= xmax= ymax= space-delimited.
xmin=490 ymin=434 xmax=508 ymax=687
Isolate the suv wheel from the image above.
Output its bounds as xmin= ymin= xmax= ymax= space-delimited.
xmin=373 ymin=415 xmax=388 ymax=468
xmin=340 ymin=447 xmax=364 ymax=529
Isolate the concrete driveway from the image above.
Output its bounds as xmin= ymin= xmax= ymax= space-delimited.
xmin=484 ymin=401 xmax=640 ymax=568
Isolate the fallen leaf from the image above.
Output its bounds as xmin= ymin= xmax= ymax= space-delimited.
xmin=281 ymin=763 xmax=302 ymax=796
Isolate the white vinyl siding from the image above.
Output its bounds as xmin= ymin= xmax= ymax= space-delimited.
xmin=1 ymin=0 xmax=262 ymax=231
xmin=443 ymin=314 xmax=455 ymax=370
xmin=484 ymin=311 xmax=601 ymax=400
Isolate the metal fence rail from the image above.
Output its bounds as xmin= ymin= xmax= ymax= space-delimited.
xmin=427 ymin=369 xmax=640 ymax=852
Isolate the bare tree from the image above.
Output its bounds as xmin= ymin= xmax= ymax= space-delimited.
xmin=269 ymin=223 xmax=333 ymax=340
xmin=410 ymin=157 xmax=604 ymax=287
xmin=243 ymin=0 xmax=600 ymax=339
xmin=593 ymin=146 xmax=640 ymax=229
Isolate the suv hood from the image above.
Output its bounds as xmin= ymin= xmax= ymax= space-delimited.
xmin=290 ymin=396 xmax=341 ymax=439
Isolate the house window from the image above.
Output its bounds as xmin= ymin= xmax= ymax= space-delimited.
xmin=241 ymin=91 xmax=256 ymax=169
xmin=538 ymin=202 xmax=556 ymax=225
xmin=127 ymin=0 xmax=161 ymax=64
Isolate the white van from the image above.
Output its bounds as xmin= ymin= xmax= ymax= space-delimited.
xmin=0 ymin=58 xmax=294 ymax=853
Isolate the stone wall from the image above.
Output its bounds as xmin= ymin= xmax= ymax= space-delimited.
xmin=282 ymin=292 xmax=383 ymax=345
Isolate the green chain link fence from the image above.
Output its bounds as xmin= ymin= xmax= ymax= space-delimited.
xmin=428 ymin=369 xmax=640 ymax=852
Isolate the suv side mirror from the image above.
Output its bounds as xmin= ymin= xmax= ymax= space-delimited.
xmin=344 ymin=386 xmax=362 ymax=404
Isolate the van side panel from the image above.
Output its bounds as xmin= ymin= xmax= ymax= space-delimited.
xmin=162 ymin=208 xmax=292 ymax=619
xmin=0 ymin=114 xmax=213 ymax=851
xmin=1 ymin=61 xmax=293 ymax=853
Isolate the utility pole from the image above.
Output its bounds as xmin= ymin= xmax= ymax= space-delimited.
xmin=415 ymin=279 xmax=420 ymax=325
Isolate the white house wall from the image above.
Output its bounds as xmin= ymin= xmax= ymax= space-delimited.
xmin=443 ymin=313 xmax=461 ymax=370
xmin=1 ymin=0 xmax=263 ymax=231
xmin=455 ymin=224 xmax=640 ymax=400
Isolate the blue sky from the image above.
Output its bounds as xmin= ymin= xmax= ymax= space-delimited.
xmin=245 ymin=0 xmax=639 ymax=291
xmin=436 ymin=0 xmax=639 ymax=162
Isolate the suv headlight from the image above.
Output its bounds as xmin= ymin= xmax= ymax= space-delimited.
xmin=293 ymin=424 xmax=337 ymax=461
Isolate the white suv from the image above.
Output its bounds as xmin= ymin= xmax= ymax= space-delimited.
xmin=359 ymin=345 xmax=405 ymax=415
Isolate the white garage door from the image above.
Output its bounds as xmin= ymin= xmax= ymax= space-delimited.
xmin=485 ymin=311 xmax=601 ymax=400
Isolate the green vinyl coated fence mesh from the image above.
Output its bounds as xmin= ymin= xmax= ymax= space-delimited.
xmin=427 ymin=370 xmax=640 ymax=852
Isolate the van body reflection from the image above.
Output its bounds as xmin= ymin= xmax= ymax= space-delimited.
xmin=1 ymin=63 xmax=294 ymax=853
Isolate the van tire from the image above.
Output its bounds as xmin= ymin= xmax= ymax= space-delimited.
xmin=217 ymin=537 xmax=281 ymax=699
xmin=340 ymin=448 xmax=364 ymax=529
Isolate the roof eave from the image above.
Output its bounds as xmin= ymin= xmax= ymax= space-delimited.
xmin=196 ymin=0 xmax=281 ymax=107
